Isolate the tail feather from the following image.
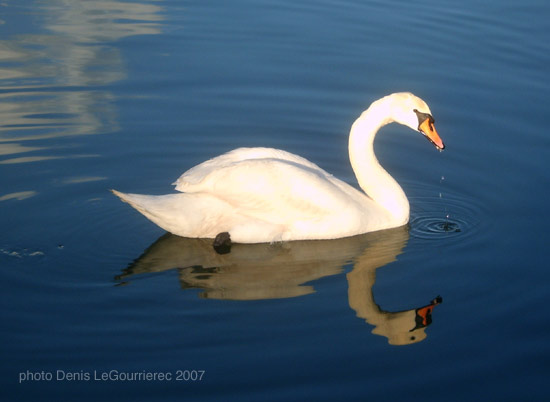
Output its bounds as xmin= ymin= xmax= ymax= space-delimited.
xmin=111 ymin=189 xmax=153 ymax=212
xmin=112 ymin=188 xmax=180 ymax=215
xmin=111 ymin=189 xmax=230 ymax=238
xmin=111 ymin=189 xmax=182 ymax=233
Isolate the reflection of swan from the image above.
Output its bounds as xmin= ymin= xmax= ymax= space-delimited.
xmin=347 ymin=256 xmax=442 ymax=346
xmin=113 ymin=92 xmax=444 ymax=243
xmin=116 ymin=227 xmax=442 ymax=345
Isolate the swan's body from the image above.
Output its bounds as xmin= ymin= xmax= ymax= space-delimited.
xmin=113 ymin=92 xmax=444 ymax=244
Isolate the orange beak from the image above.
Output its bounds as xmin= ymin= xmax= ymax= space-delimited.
xmin=419 ymin=118 xmax=445 ymax=150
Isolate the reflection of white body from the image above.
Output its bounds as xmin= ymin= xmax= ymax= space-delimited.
xmin=118 ymin=227 xmax=442 ymax=345
xmin=114 ymin=93 xmax=444 ymax=243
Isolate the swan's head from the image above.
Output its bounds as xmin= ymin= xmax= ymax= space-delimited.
xmin=388 ymin=92 xmax=445 ymax=150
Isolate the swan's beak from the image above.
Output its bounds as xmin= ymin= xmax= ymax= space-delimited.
xmin=419 ymin=119 xmax=445 ymax=150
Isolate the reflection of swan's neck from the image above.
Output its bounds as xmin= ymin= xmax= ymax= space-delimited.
xmin=349 ymin=97 xmax=409 ymax=224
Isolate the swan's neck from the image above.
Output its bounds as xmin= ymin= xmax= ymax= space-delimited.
xmin=349 ymin=98 xmax=409 ymax=225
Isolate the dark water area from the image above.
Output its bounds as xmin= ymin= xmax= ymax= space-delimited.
xmin=1 ymin=0 xmax=549 ymax=400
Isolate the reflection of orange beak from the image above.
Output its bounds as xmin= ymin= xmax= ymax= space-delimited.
xmin=419 ymin=119 xmax=445 ymax=150
xmin=411 ymin=296 xmax=443 ymax=331
xmin=415 ymin=305 xmax=435 ymax=327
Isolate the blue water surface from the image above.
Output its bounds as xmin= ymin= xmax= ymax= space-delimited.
xmin=1 ymin=0 xmax=549 ymax=400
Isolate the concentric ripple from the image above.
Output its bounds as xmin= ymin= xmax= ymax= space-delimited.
xmin=410 ymin=214 xmax=464 ymax=239
xmin=408 ymin=188 xmax=484 ymax=242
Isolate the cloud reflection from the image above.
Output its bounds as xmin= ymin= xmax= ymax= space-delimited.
xmin=117 ymin=228 xmax=443 ymax=346
xmin=0 ymin=0 xmax=163 ymax=146
xmin=0 ymin=191 xmax=37 ymax=201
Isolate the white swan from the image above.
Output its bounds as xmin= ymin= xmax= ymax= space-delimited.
xmin=113 ymin=92 xmax=444 ymax=244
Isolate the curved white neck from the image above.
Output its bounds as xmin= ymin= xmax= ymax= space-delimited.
xmin=349 ymin=98 xmax=409 ymax=225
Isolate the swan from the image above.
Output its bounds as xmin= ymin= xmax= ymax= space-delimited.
xmin=113 ymin=92 xmax=444 ymax=245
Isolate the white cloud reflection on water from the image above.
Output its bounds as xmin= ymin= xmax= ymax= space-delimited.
xmin=0 ymin=190 xmax=37 ymax=202
xmin=0 ymin=0 xmax=164 ymax=149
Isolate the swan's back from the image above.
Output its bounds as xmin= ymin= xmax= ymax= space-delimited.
xmin=171 ymin=147 xmax=386 ymax=228
xmin=175 ymin=148 xmax=361 ymax=220
xmin=173 ymin=147 xmax=327 ymax=191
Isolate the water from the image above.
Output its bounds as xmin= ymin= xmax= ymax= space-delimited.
xmin=1 ymin=0 xmax=549 ymax=400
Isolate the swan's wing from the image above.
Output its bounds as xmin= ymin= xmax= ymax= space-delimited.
xmin=173 ymin=155 xmax=365 ymax=224
xmin=173 ymin=147 xmax=325 ymax=190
